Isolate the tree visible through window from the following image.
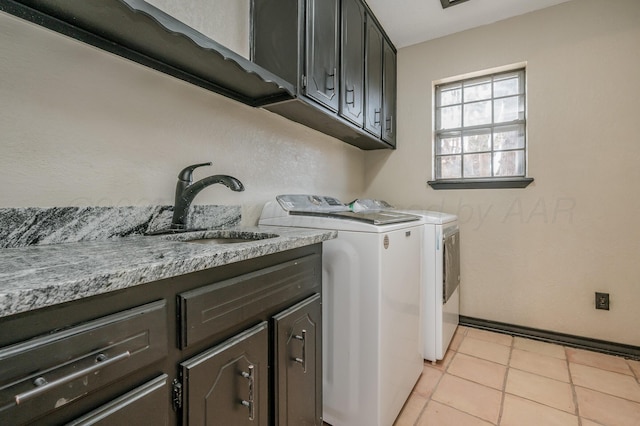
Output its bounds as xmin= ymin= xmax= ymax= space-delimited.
xmin=431 ymin=68 xmax=530 ymax=188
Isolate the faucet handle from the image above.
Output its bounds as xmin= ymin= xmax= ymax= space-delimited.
xmin=177 ymin=162 xmax=212 ymax=183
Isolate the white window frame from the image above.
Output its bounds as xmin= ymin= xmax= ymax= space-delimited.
xmin=428 ymin=66 xmax=533 ymax=189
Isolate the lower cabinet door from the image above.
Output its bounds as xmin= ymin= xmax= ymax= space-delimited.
xmin=273 ymin=294 xmax=322 ymax=426
xmin=180 ymin=322 xmax=269 ymax=426
xmin=68 ymin=375 xmax=170 ymax=425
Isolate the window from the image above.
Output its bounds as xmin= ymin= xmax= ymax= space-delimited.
xmin=429 ymin=68 xmax=533 ymax=189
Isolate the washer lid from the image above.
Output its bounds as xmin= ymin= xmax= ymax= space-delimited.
xmin=291 ymin=210 xmax=420 ymax=225
xmin=275 ymin=195 xmax=420 ymax=225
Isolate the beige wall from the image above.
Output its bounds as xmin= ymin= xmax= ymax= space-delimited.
xmin=364 ymin=0 xmax=640 ymax=345
xmin=0 ymin=12 xmax=365 ymax=225
xmin=146 ymin=0 xmax=251 ymax=58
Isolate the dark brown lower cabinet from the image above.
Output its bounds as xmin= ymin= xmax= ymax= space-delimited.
xmin=0 ymin=244 xmax=323 ymax=426
xmin=180 ymin=323 xmax=270 ymax=425
xmin=179 ymin=294 xmax=322 ymax=426
xmin=274 ymin=294 xmax=322 ymax=426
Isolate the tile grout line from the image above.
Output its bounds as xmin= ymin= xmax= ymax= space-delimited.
xmin=412 ymin=359 xmax=446 ymax=425
xmin=629 ymin=358 xmax=640 ymax=385
xmin=495 ymin=335 xmax=514 ymax=425
xmin=565 ymin=345 xmax=584 ymax=425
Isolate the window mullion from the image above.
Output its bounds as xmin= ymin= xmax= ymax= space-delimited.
xmin=460 ymin=83 xmax=465 ymax=178
xmin=490 ymin=75 xmax=495 ymax=177
xmin=490 ymin=127 xmax=496 ymax=178
xmin=435 ymin=119 xmax=525 ymax=135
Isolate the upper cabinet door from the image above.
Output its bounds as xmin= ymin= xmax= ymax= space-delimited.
xmin=340 ymin=0 xmax=365 ymax=126
xmin=382 ymin=39 xmax=397 ymax=147
xmin=305 ymin=0 xmax=340 ymax=112
xmin=364 ymin=17 xmax=383 ymax=138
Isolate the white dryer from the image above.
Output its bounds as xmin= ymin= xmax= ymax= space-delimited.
xmin=259 ymin=195 xmax=424 ymax=426
xmin=410 ymin=210 xmax=460 ymax=362
xmin=350 ymin=200 xmax=460 ymax=362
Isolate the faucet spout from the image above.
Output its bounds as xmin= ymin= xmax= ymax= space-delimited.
xmin=187 ymin=175 xmax=245 ymax=193
xmin=171 ymin=163 xmax=245 ymax=230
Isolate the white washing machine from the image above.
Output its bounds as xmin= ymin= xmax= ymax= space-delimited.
xmin=259 ymin=195 xmax=424 ymax=426
xmin=351 ymin=200 xmax=460 ymax=362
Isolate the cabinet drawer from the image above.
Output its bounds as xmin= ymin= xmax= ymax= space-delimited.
xmin=67 ymin=374 xmax=169 ymax=426
xmin=0 ymin=300 xmax=168 ymax=425
xmin=178 ymin=254 xmax=320 ymax=349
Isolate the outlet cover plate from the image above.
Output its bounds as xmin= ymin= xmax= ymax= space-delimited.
xmin=595 ymin=292 xmax=610 ymax=310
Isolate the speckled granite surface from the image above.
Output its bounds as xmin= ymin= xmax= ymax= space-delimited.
xmin=0 ymin=226 xmax=336 ymax=318
xmin=0 ymin=205 xmax=240 ymax=248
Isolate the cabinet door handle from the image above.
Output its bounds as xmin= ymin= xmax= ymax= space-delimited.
xmin=374 ymin=109 xmax=381 ymax=125
xmin=14 ymin=351 xmax=131 ymax=405
xmin=293 ymin=329 xmax=307 ymax=373
xmin=386 ymin=115 xmax=393 ymax=134
xmin=326 ymin=68 xmax=336 ymax=92
xmin=240 ymin=364 xmax=255 ymax=421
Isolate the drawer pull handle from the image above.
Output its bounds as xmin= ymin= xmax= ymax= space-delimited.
xmin=15 ymin=351 xmax=131 ymax=405
xmin=294 ymin=329 xmax=307 ymax=373
xmin=240 ymin=364 xmax=255 ymax=421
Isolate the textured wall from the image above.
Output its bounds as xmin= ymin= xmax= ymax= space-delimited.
xmin=363 ymin=0 xmax=640 ymax=345
xmin=146 ymin=0 xmax=251 ymax=58
xmin=0 ymin=11 xmax=365 ymax=225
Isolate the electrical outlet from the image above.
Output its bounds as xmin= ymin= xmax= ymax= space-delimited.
xmin=595 ymin=292 xmax=610 ymax=310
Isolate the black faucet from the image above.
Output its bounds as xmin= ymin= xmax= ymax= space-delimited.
xmin=171 ymin=162 xmax=245 ymax=230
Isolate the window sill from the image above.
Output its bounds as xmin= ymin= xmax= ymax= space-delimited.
xmin=427 ymin=177 xmax=534 ymax=190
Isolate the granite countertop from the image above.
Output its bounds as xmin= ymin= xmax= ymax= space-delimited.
xmin=0 ymin=226 xmax=336 ymax=319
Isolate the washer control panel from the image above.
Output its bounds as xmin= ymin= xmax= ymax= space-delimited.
xmin=276 ymin=194 xmax=348 ymax=213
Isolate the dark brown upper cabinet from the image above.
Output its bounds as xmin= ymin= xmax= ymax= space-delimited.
xmin=364 ymin=15 xmax=397 ymax=148
xmin=252 ymin=0 xmax=397 ymax=150
xmin=305 ymin=0 xmax=341 ymax=112
xmin=365 ymin=17 xmax=383 ymax=138
xmin=382 ymin=38 xmax=397 ymax=147
xmin=340 ymin=0 xmax=366 ymax=126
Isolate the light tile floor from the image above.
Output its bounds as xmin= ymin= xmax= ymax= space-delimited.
xmin=393 ymin=326 xmax=640 ymax=426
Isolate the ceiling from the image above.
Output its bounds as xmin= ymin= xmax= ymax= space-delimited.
xmin=365 ymin=0 xmax=572 ymax=48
